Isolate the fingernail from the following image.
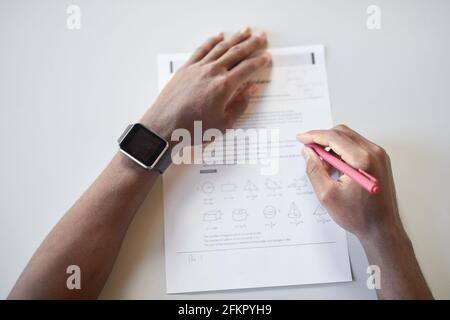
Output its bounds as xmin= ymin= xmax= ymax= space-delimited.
xmin=258 ymin=31 xmax=267 ymax=39
xmin=302 ymin=148 xmax=311 ymax=160
xmin=217 ymin=32 xmax=224 ymax=38
xmin=296 ymin=133 xmax=305 ymax=140
xmin=264 ymin=52 xmax=272 ymax=64
xmin=241 ymin=27 xmax=251 ymax=35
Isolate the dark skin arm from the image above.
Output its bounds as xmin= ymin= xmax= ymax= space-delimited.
xmin=8 ymin=28 xmax=271 ymax=299
xmin=8 ymin=154 xmax=159 ymax=299
xmin=298 ymin=125 xmax=433 ymax=299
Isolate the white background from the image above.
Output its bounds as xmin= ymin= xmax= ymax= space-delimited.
xmin=0 ymin=0 xmax=449 ymax=299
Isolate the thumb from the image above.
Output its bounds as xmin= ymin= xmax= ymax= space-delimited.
xmin=225 ymin=83 xmax=258 ymax=122
xmin=303 ymin=147 xmax=335 ymax=202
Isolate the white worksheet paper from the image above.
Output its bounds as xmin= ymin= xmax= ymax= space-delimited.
xmin=158 ymin=46 xmax=352 ymax=293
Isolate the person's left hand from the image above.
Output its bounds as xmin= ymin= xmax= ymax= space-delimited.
xmin=141 ymin=27 xmax=271 ymax=144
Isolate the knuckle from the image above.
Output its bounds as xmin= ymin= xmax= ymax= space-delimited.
xmin=196 ymin=47 xmax=208 ymax=57
xmin=231 ymin=44 xmax=243 ymax=53
xmin=214 ymin=75 xmax=231 ymax=91
xmin=334 ymin=124 xmax=350 ymax=132
xmin=205 ymin=63 xmax=222 ymax=76
xmin=318 ymin=188 xmax=334 ymax=205
xmin=216 ymin=42 xmax=228 ymax=52
xmin=357 ymin=150 xmax=372 ymax=169
xmin=329 ymin=129 xmax=342 ymax=140
xmin=240 ymin=42 xmax=255 ymax=53
xmin=306 ymin=161 xmax=319 ymax=176
xmin=373 ymin=145 xmax=388 ymax=160
xmin=242 ymin=59 xmax=257 ymax=71
xmin=385 ymin=151 xmax=391 ymax=163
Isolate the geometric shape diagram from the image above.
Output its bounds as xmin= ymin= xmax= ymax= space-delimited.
xmin=313 ymin=204 xmax=331 ymax=224
xmin=288 ymin=176 xmax=313 ymax=194
xmin=265 ymin=178 xmax=282 ymax=191
xmin=221 ymin=183 xmax=238 ymax=193
xmin=201 ymin=181 xmax=215 ymax=194
xmin=288 ymin=202 xmax=302 ymax=219
xmin=232 ymin=209 xmax=248 ymax=222
xmin=288 ymin=176 xmax=308 ymax=189
xmin=244 ymin=180 xmax=258 ymax=192
xmin=288 ymin=202 xmax=303 ymax=226
xmin=203 ymin=210 xmax=223 ymax=222
xmin=263 ymin=205 xmax=277 ymax=219
xmin=313 ymin=204 xmax=327 ymax=217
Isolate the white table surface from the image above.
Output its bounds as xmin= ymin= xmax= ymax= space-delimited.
xmin=1 ymin=0 xmax=449 ymax=299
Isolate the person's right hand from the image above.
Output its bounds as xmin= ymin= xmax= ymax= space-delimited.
xmin=297 ymin=125 xmax=405 ymax=242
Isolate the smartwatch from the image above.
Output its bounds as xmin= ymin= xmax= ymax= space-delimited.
xmin=117 ymin=123 xmax=171 ymax=173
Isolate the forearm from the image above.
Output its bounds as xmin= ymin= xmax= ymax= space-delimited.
xmin=8 ymin=152 xmax=159 ymax=299
xmin=360 ymin=226 xmax=433 ymax=300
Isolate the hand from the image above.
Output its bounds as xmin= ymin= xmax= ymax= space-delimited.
xmin=141 ymin=27 xmax=271 ymax=144
xmin=297 ymin=125 xmax=405 ymax=242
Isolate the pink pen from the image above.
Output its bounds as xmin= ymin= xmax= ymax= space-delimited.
xmin=305 ymin=143 xmax=380 ymax=194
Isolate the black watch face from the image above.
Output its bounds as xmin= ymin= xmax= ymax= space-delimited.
xmin=120 ymin=124 xmax=168 ymax=167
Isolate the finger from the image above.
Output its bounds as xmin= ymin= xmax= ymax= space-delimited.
xmin=333 ymin=124 xmax=389 ymax=166
xmin=227 ymin=53 xmax=272 ymax=90
xmin=297 ymin=129 xmax=373 ymax=170
xmin=202 ymin=27 xmax=252 ymax=63
xmin=306 ymin=150 xmax=334 ymax=176
xmin=185 ymin=32 xmax=225 ymax=65
xmin=216 ymin=32 xmax=268 ymax=70
xmin=302 ymin=147 xmax=336 ymax=204
xmin=333 ymin=124 xmax=381 ymax=151
xmin=225 ymin=83 xmax=258 ymax=125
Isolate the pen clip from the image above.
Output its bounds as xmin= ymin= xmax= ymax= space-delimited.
xmin=358 ymin=169 xmax=378 ymax=183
